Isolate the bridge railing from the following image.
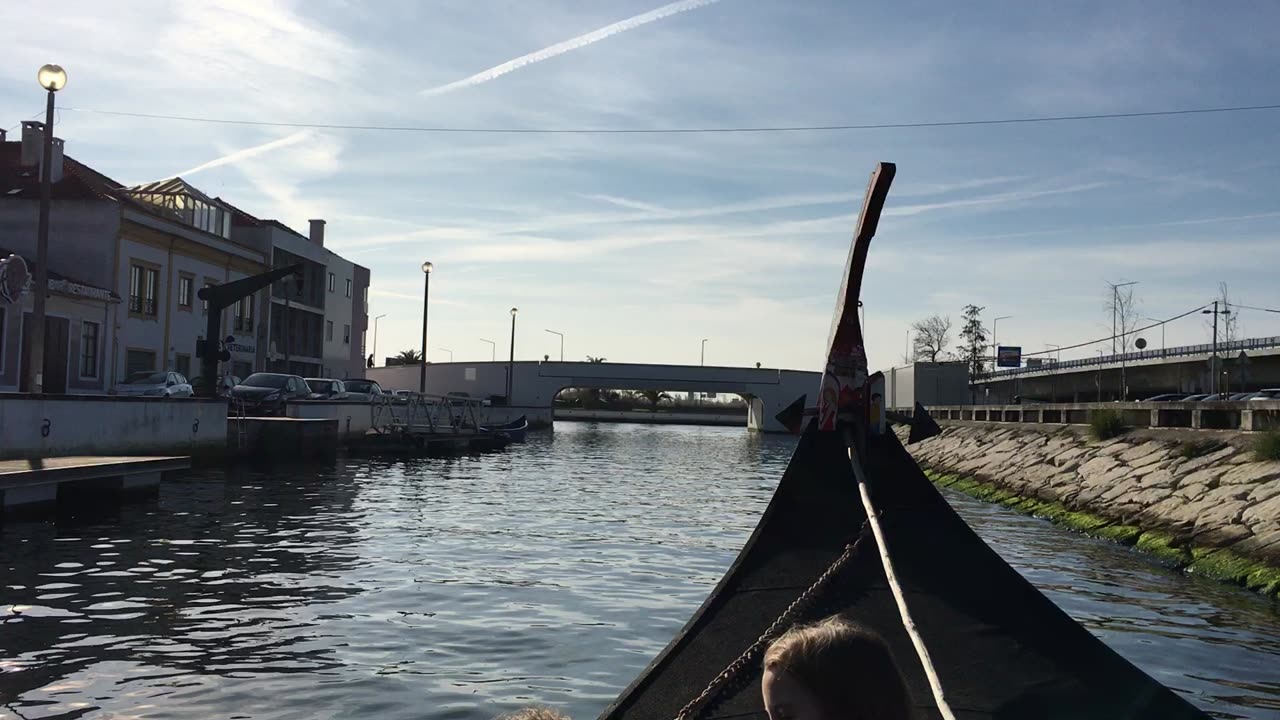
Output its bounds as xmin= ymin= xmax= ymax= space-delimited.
xmin=979 ymin=335 xmax=1280 ymax=380
xmin=923 ymin=400 xmax=1280 ymax=432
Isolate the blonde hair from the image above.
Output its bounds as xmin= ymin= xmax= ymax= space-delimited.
xmin=496 ymin=708 xmax=570 ymax=720
xmin=764 ymin=616 xmax=914 ymax=720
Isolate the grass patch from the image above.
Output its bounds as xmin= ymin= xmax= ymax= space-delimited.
xmin=1135 ymin=531 xmax=1192 ymax=567
xmin=1092 ymin=524 xmax=1143 ymax=546
xmin=1088 ymin=409 xmax=1128 ymax=441
xmin=1254 ymin=430 xmax=1280 ymax=461
xmin=1177 ymin=440 xmax=1217 ymax=459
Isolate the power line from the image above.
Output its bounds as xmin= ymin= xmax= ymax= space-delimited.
xmin=1020 ymin=304 xmax=1210 ymax=358
xmin=1230 ymin=303 xmax=1280 ymax=314
xmin=58 ymin=102 xmax=1280 ymax=135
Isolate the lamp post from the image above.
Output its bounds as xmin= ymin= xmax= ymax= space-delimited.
xmin=1203 ymin=301 xmax=1231 ymax=398
xmin=372 ymin=314 xmax=387 ymax=364
xmin=544 ymin=329 xmax=563 ymax=361
xmin=439 ymin=348 xmax=453 ymax=363
xmin=282 ymin=274 xmax=292 ymax=372
xmin=1096 ymin=349 xmax=1104 ymax=402
xmin=701 ymin=338 xmax=708 ymax=366
xmin=507 ymin=308 xmax=518 ymax=401
xmin=480 ymin=338 xmax=495 ymax=361
xmin=23 ymin=64 xmax=68 ymax=394
xmin=1145 ymin=317 xmax=1166 ymax=353
xmin=1108 ymin=281 xmax=1139 ymax=353
xmin=992 ymin=315 xmax=1012 ymax=367
xmin=1045 ymin=343 xmax=1061 ymax=364
xmin=420 ymin=261 xmax=433 ymax=393
xmin=1045 ymin=344 xmax=1061 ymax=402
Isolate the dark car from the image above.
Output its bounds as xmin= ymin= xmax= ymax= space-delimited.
xmin=305 ymin=377 xmax=348 ymax=400
xmin=343 ymin=379 xmax=384 ymax=403
xmin=228 ymin=373 xmax=309 ymax=416
xmin=1144 ymin=393 xmax=1189 ymax=402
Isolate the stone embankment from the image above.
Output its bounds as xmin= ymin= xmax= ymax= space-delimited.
xmin=904 ymin=424 xmax=1280 ymax=596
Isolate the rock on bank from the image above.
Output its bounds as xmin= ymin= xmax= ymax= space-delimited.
xmin=904 ymin=424 xmax=1280 ymax=595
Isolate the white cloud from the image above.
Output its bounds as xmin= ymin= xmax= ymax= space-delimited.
xmin=167 ymin=131 xmax=313 ymax=179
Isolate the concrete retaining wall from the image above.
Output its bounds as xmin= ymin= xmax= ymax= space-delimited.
xmin=926 ymin=400 xmax=1280 ymax=431
xmin=285 ymin=400 xmax=374 ymax=439
xmin=0 ymin=393 xmax=227 ymax=460
xmin=905 ymin=423 xmax=1280 ymax=593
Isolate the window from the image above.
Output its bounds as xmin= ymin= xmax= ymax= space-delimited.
xmin=175 ymin=353 xmax=191 ymax=377
xmin=345 ymin=278 xmax=352 ymax=298
xmin=129 ymin=264 xmax=159 ymax=317
xmin=343 ymin=324 xmax=350 ymax=344
xmin=361 ymin=329 xmax=367 ymax=355
xmin=363 ymin=286 xmax=368 ymax=313
xmin=243 ymin=295 xmax=255 ymax=332
xmin=326 ymin=320 xmax=334 ymax=341
xmin=126 ymin=349 xmax=156 ymax=377
xmin=201 ymin=281 xmax=215 ymax=315
xmin=328 ymin=272 xmax=335 ymax=292
xmin=178 ymin=275 xmax=193 ymax=310
xmin=80 ymin=321 xmax=99 ymax=378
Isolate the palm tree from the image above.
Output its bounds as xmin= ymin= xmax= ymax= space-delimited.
xmin=635 ymin=389 xmax=671 ymax=409
xmin=586 ymin=355 xmax=607 ymax=363
xmin=395 ymin=349 xmax=423 ymax=364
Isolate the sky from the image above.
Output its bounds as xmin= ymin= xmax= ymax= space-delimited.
xmin=3 ymin=0 xmax=1279 ymax=373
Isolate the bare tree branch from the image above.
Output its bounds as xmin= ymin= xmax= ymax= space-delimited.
xmin=911 ymin=314 xmax=952 ymax=362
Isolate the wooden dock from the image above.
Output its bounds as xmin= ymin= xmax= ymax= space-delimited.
xmin=0 ymin=456 xmax=191 ymax=515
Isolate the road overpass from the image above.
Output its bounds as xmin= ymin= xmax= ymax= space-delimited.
xmin=974 ymin=336 xmax=1280 ymax=403
xmin=368 ymin=360 xmax=820 ymax=433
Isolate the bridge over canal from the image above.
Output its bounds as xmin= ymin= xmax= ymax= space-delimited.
xmin=368 ymin=361 xmax=820 ymax=433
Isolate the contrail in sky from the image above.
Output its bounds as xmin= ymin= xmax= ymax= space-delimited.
xmin=172 ymin=130 xmax=312 ymax=178
xmin=421 ymin=0 xmax=722 ymax=97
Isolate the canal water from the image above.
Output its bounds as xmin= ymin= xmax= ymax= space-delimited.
xmin=1 ymin=423 xmax=1277 ymax=719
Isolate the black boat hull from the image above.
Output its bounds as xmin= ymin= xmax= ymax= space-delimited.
xmin=600 ymin=423 xmax=1207 ymax=720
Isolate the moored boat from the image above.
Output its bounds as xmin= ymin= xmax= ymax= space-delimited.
xmin=599 ymin=163 xmax=1208 ymax=720
xmin=481 ymin=415 xmax=529 ymax=442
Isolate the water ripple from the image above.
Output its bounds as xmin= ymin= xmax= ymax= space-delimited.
xmin=0 ymin=423 xmax=1277 ymax=719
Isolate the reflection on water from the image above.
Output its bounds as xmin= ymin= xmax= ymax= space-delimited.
xmin=0 ymin=423 xmax=1277 ymax=719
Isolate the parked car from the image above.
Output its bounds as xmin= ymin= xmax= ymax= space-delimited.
xmin=1144 ymin=393 xmax=1189 ymax=402
xmin=305 ymin=377 xmax=348 ymax=400
xmin=1228 ymin=392 xmax=1256 ymax=401
xmin=227 ymin=373 xmax=310 ymax=416
xmin=113 ymin=371 xmax=194 ymax=398
xmin=343 ymin=379 xmax=384 ymax=403
xmin=1247 ymin=388 xmax=1280 ymax=401
xmin=389 ymin=389 xmax=414 ymax=404
xmin=1181 ymin=394 xmax=1212 ymax=402
xmin=189 ymin=374 xmax=241 ymax=398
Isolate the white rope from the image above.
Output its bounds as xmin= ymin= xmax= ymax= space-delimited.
xmin=847 ymin=440 xmax=957 ymax=720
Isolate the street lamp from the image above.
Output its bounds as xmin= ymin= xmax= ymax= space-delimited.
xmin=419 ymin=261 xmax=433 ymax=393
xmin=479 ymin=338 xmax=496 ymax=361
xmin=372 ymin=314 xmax=387 ymax=365
xmin=439 ymin=348 xmax=453 ymax=363
xmin=506 ymin=308 xmax=519 ymax=401
xmin=992 ymin=315 xmax=1012 ymax=367
xmin=1146 ymin=315 xmax=1167 ymax=351
xmin=701 ymin=338 xmax=709 ymax=366
xmin=23 ymin=64 xmax=68 ymax=394
xmin=1045 ymin=343 xmax=1061 ymax=364
xmin=544 ymin=329 xmax=564 ymax=362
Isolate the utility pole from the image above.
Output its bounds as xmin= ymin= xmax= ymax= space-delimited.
xmin=1203 ymin=301 xmax=1231 ymax=398
xmin=1108 ymin=281 xmax=1138 ymax=400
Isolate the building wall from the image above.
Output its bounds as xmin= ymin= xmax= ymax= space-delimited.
xmin=351 ymin=264 xmax=370 ymax=378
xmin=0 ymin=293 xmax=113 ymax=393
xmin=113 ymin=215 xmax=267 ymax=384
xmin=0 ymin=199 xmax=120 ymax=289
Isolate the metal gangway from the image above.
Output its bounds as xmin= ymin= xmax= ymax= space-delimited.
xmin=371 ymin=392 xmax=490 ymax=437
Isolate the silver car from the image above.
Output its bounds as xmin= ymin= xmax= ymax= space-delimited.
xmin=342 ymin=379 xmax=384 ymax=403
xmin=113 ymin=371 xmax=194 ymax=398
xmin=305 ymin=378 xmax=348 ymax=400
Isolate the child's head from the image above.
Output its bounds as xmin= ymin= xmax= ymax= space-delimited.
xmin=762 ymin=616 xmax=913 ymax=720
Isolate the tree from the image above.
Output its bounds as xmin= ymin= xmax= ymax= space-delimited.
xmin=1105 ymin=282 xmax=1142 ymax=353
xmin=634 ymin=389 xmax=671 ymax=408
xmin=586 ymin=355 xmax=607 ymax=363
xmin=911 ymin=314 xmax=952 ymax=362
xmin=395 ymin=349 xmax=423 ymax=364
xmin=958 ymin=305 xmax=988 ymax=378
xmin=1207 ymin=281 xmax=1240 ymax=344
